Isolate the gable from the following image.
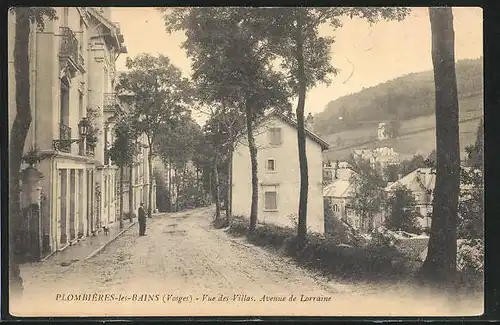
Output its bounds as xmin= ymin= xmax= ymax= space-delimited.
xmin=246 ymin=111 xmax=329 ymax=151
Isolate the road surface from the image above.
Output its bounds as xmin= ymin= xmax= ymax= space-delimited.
xmin=12 ymin=207 xmax=482 ymax=317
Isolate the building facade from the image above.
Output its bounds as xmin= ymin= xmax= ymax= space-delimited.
xmin=231 ymin=110 xmax=329 ymax=233
xmin=7 ymin=7 xmax=145 ymax=258
xmin=353 ymin=146 xmax=401 ymax=170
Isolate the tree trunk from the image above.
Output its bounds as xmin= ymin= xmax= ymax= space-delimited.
xmin=119 ymin=165 xmax=124 ymax=229
xmin=147 ymin=148 xmax=153 ymax=218
xmin=176 ymin=168 xmax=181 ymax=211
xmin=168 ymin=159 xmax=172 ymax=212
xmin=10 ymin=8 xmax=31 ymax=299
xmin=226 ymin=147 xmax=233 ymax=220
xmin=295 ymin=13 xmax=308 ymax=244
xmin=246 ymin=103 xmax=259 ymax=232
xmin=419 ymin=7 xmax=460 ymax=286
xmin=128 ymin=164 xmax=133 ymax=222
xmin=213 ymin=147 xmax=221 ymax=220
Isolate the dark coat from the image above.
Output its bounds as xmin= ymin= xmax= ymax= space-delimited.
xmin=138 ymin=206 xmax=146 ymax=222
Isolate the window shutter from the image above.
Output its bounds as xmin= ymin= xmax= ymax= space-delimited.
xmin=264 ymin=191 xmax=277 ymax=210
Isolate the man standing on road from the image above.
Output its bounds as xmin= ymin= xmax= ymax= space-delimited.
xmin=138 ymin=203 xmax=147 ymax=236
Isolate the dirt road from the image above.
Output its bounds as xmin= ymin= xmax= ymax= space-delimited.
xmin=12 ymin=207 xmax=482 ymax=317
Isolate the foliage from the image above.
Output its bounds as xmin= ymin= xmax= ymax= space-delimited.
xmin=157 ymin=115 xmax=202 ymax=170
xmin=458 ymin=168 xmax=483 ymax=239
xmin=384 ymin=184 xmax=423 ymax=234
xmin=161 ymin=8 xmax=292 ymax=116
xmin=153 ymin=170 xmax=170 ymax=213
xmin=213 ymin=218 xmax=229 ymax=229
xmin=383 ymin=151 xmax=436 ymax=182
xmin=458 ymin=120 xmax=483 ymax=239
xmin=85 ymin=106 xmax=101 ymax=146
xmin=464 ymin=118 xmax=483 ymax=169
xmin=323 ymin=199 xmax=363 ymax=245
xmin=116 ymin=53 xmax=192 ymax=217
xmin=9 ymin=7 xmax=58 ymax=31
xmin=226 ymin=215 xmax=409 ymax=281
xmin=21 ymin=146 xmax=45 ymax=167
xmin=348 ymin=156 xmax=387 ymax=231
xmin=457 ymin=239 xmax=483 ymax=274
xmin=175 ymin=169 xmax=208 ymax=210
xmin=116 ymin=54 xmax=192 ymax=149
xmin=314 ymin=58 xmax=483 ymax=136
xmin=108 ymin=113 xmax=139 ymax=168
xmin=161 ymin=7 xmax=294 ymax=227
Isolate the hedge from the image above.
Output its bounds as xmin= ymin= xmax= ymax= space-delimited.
xmin=226 ymin=215 xmax=409 ymax=281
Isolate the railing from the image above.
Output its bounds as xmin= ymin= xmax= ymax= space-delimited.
xmin=103 ymin=93 xmax=118 ymax=110
xmin=53 ymin=123 xmax=72 ymax=153
xmin=87 ymin=143 xmax=96 ymax=157
xmin=60 ymin=27 xmax=79 ymax=64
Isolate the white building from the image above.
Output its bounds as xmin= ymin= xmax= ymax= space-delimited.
xmin=231 ymin=110 xmax=329 ymax=233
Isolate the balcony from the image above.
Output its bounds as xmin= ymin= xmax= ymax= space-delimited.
xmin=103 ymin=93 xmax=119 ymax=112
xmin=87 ymin=143 xmax=96 ymax=157
xmin=53 ymin=124 xmax=72 ymax=153
xmin=59 ymin=27 xmax=85 ymax=76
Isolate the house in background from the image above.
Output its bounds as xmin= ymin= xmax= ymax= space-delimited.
xmin=231 ymin=110 xmax=329 ymax=233
xmin=353 ymin=147 xmax=400 ymax=170
xmin=322 ymin=160 xmax=355 ymax=183
xmin=385 ymin=167 xmax=436 ymax=229
xmin=323 ymin=175 xmax=385 ymax=232
xmin=385 ymin=166 xmax=482 ymax=230
xmin=323 ymin=179 xmax=355 ymax=230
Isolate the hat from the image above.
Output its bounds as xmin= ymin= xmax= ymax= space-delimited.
xmin=140 ymin=202 xmax=144 ymax=206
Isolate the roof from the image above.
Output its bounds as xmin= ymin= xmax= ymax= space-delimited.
xmin=385 ymin=167 xmax=435 ymax=192
xmin=323 ymin=179 xmax=355 ymax=198
xmin=385 ymin=167 xmax=483 ymax=193
xmin=87 ymin=8 xmax=127 ymax=53
xmin=323 ymin=167 xmax=356 ymax=181
xmin=262 ymin=110 xmax=330 ymax=150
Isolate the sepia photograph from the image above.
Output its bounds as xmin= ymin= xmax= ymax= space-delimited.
xmin=7 ymin=6 xmax=483 ymax=317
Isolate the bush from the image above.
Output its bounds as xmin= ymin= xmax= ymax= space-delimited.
xmin=225 ymin=216 xmax=410 ymax=281
xmin=456 ymin=239 xmax=483 ymax=289
xmin=213 ymin=218 xmax=229 ymax=229
xmin=248 ymin=223 xmax=295 ymax=248
xmin=227 ymin=215 xmax=248 ymax=236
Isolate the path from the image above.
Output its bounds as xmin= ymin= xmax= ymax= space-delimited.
xmin=11 ymin=207 xmax=483 ymax=317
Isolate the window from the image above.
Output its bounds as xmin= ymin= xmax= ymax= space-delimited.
xmin=415 ymin=206 xmax=422 ymax=215
xmin=264 ymin=191 xmax=278 ymax=211
xmin=60 ymin=79 xmax=70 ymax=123
xmin=269 ymin=127 xmax=282 ymax=146
xmin=266 ymin=159 xmax=276 ymax=172
xmin=78 ymin=92 xmax=84 ymax=118
xmin=333 ymin=204 xmax=339 ymax=212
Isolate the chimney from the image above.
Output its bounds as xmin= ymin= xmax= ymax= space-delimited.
xmin=305 ymin=113 xmax=314 ymax=130
xmin=334 ymin=160 xmax=339 ymax=179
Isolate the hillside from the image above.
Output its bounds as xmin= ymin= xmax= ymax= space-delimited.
xmin=314 ymin=58 xmax=483 ymax=162
xmin=314 ymin=58 xmax=483 ymax=136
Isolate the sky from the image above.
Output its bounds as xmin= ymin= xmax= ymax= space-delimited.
xmin=110 ymin=7 xmax=483 ymax=125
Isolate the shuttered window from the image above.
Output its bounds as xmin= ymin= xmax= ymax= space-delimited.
xmin=269 ymin=128 xmax=282 ymax=146
xmin=264 ymin=191 xmax=278 ymax=210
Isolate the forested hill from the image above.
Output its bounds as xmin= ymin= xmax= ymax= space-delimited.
xmin=313 ymin=58 xmax=483 ymax=136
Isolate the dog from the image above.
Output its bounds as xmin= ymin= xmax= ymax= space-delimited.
xmin=102 ymin=226 xmax=109 ymax=235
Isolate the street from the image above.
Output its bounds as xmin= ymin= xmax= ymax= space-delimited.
xmin=12 ymin=207 xmax=482 ymax=317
